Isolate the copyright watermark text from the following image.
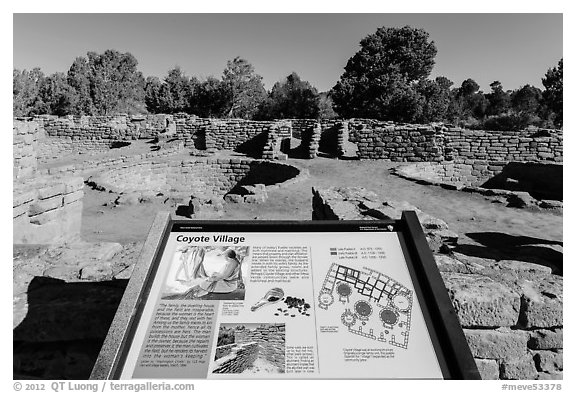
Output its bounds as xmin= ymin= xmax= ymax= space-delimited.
xmin=501 ymin=383 xmax=562 ymax=391
xmin=13 ymin=381 xmax=195 ymax=392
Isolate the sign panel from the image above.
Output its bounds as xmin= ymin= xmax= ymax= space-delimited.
xmin=92 ymin=214 xmax=480 ymax=380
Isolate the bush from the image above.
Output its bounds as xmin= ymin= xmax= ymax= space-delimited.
xmin=480 ymin=113 xmax=542 ymax=131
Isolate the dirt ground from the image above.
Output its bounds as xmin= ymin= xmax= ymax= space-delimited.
xmin=81 ymin=155 xmax=563 ymax=251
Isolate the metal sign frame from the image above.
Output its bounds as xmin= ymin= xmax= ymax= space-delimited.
xmin=91 ymin=211 xmax=480 ymax=380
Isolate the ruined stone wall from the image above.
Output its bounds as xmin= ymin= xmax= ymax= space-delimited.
xmin=13 ymin=176 xmax=84 ymax=244
xmin=205 ymin=119 xmax=276 ymax=155
xmin=40 ymin=140 xmax=185 ymax=177
xmin=262 ymin=121 xmax=292 ymax=160
xmin=173 ymin=114 xmax=211 ymax=149
xmin=37 ymin=114 xmax=171 ymax=140
xmin=312 ymin=187 xmax=562 ymax=380
xmin=212 ymin=342 xmax=259 ymax=373
xmin=300 ymin=122 xmax=322 ymax=158
xmin=93 ymin=158 xmax=250 ymax=197
xmin=395 ymin=161 xmax=563 ymax=201
xmin=14 ymin=120 xmax=39 ymax=179
xmin=444 ymin=128 xmax=563 ymax=163
xmin=347 ymin=122 xmax=444 ymax=161
xmin=235 ymin=324 xmax=285 ymax=372
xmin=14 ymin=120 xmax=85 ymax=244
xmin=289 ymin=119 xmax=317 ymax=139
xmin=23 ymin=115 xmax=563 ymax=164
xmin=37 ymin=139 xmax=113 ymax=163
xmin=301 ymin=120 xmax=562 ymax=164
xmin=90 ymin=158 xmax=303 ymax=198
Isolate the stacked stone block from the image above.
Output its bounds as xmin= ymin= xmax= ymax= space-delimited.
xmin=235 ymin=324 xmax=285 ymax=372
xmin=205 ymin=119 xmax=275 ymax=153
xmin=286 ymin=119 xmax=317 ymax=139
xmin=300 ymin=122 xmax=321 ymax=158
xmin=174 ymin=114 xmax=211 ymax=148
xmin=312 ymin=186 xmax=563 ymax=380
xmin=40 ymin=114 xmax=172 ymax=141
xmin=13 ymin=120 xmax=39 ymax=179
xmin=89 ymin=158 xmax=304 ymax=199
xmin=262 ymin=121 xmax=292 ymax=160
xmin=444 ymin=128 xmax=562 ymax=163
xmin=40 ymin=140 xmax=185 ymax=177
xmin=348 ymin=122 xmax=444 ymax=161
xmin=336 ymin=121 xmax=349 ymax=157
xmin=37 ymin=138 xmax=112 ymax=163
xmin=212 ymin=342 xmax=260 ymax=373
xmin=14 ymin=176 xmax=84 ymax=244
xmin=25 ymin=114 xmax=563 ymax=165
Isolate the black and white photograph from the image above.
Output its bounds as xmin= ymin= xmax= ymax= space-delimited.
xmin=11 ymin=9 xmax=564 ymax=383
xmin=212 ymin=323 xmax=286 ymax=374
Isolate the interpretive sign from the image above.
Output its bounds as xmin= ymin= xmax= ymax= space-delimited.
xmin=91 ymin=212 xmax=480 ymax=380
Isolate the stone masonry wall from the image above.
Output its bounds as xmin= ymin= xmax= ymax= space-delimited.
xmin=14 ymin=176 xmax=84 ymax=244
xmin=13 ymin=120 xmax=85 ymax=244
xmin=205 ymin=119 xmax=276 ymax=154
xmin=394 ymin=161 xmax=563 ymax=201
xmin=444 ymin=128 xmax=563 ymax=163
xmin=38 ymin=114 xmax=171 ymax=140
xmin=235 ymin=324 xmax=285 ymax=372
xmin=262 ymin=122 xmax=291 ymax=160
xmin=89 ymin=158 xmax=303 ymax=199
xmin=37 ymin=138 xmax=113 ymax=163
xmin=300 ymin=122 xmax=322 ymax=158
xmin=39 ymin=140 xmax=185 ymax=177
xmin=14 ymin=120 xmax=39 ymax=179
xmin=302 ymin=120 xmax=562 ymax=164
xmin=212 ymin=342 xmax=259 ymax=374
xmin=173 ymin=114 xmax=211 ymax=149
xmin=312 ymin=187 xmax=562 ymax=380
xmin=23 ymin=115 xmax=563 ymax=165
xmin=347 ymin=122 xmax=444 ymax=161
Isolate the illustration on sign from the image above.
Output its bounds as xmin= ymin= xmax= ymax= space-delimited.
xmin=162 ymin=245 xmax=250 ymax=300
xmin=318 ymin=263 xmax=413 ymax=349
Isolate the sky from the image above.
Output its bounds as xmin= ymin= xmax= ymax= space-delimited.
xmin=13 ymin=13 xmax=562 ymax=93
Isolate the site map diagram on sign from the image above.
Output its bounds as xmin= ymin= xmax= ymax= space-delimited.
xmin=318 ymin=263 xmax=413 ymax=349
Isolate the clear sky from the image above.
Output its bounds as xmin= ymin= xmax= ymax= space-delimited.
xmin=13 ymin=13 xmax=563 ymax=92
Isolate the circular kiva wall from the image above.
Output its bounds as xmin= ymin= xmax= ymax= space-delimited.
xmin=89 ymin=157 xmax=304 ymax=198
xmin=395 ymin=161 xmax=562 ymax=200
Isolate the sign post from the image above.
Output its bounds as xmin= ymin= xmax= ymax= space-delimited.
xmin=91 ymin=212 xmax=480 ymax=380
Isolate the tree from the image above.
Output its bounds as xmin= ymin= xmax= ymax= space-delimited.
xmin=486 ymin=81 xmax=511 ymax=116
xmin=415 ymin=76 xmax=453 ymax=122
xmin=85 ymin=50 xmax=146 ymax=115
xmin=222 ymin=57 xmax=267 ymax=119
xmin=67 ymin=57 xmax=95 ymax=115
xmin=259 ymin=72 xmax=320 ymax=119
xmin=190 ymin=77 xmax=231 ymax=118
xmin=145 ymin=76 xmax=169 ymax=114
xmin=332 ymin=26 xmax=437 ymax=120
xmin=163 ymin=67 xmax=195 ymax=113
xmin=317 ymin=92 xmax=337 ymax=119
xmin=511 ymin=84 xmax=542 ymax=115
xmin=460 ymin=78 xmax=480 ymax=97
xmin=542 ymin=59 xmax=563 ymax=127
xmin=13 ymin=68 xmax=46 ymax=116
xmin=39 ymin=72 xmax=78 ymax=116
xmin=454 ymin=78 xmax=488 ymax=121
